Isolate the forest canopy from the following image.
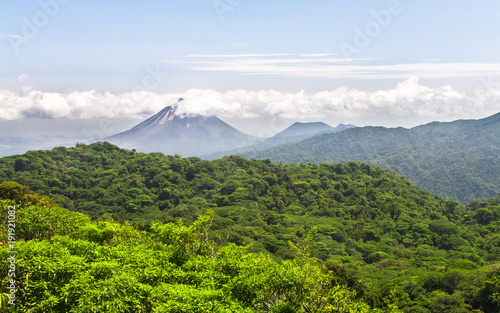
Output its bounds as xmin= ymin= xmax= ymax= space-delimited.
xmin=0 ymin=183 xmax=373 ymax=312
xmin=1 ymin=143 xmax=500 ymax=312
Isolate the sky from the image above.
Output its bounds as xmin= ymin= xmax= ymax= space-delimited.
xmin=1 ymin=0 xmax=500 ymax=138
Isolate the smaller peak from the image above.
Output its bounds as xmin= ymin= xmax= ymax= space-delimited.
xmin=291 ymin=121 xmax=327 ymax=126
xmin=335 ymin=123 xmax=356 ymax=129
xmin=274 ymin=121 xmax=333 ymax=138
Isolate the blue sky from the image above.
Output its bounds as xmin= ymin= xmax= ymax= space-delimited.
xmin=1 ymin=0 xmax=500 ymax=136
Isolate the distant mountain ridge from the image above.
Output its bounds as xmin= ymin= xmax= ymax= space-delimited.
xmin=106 ymin=103 xmax=257 ymax=157
xmin=204 ymin=122 xmax=355 ymax=159
xmin=106 ymin=101 xmax=356 ymax=159
xmin=274 ymin=122 xmax=334 ymax=138
xmin=241 ymin=112 xmax=500 ymax=203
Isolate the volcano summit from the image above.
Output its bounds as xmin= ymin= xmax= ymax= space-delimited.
xmin=106 ymin=103 xmax=256 ymax=157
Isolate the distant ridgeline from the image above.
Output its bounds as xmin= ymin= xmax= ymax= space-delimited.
xmin=107 ymin=106 xmax=500 ymax=203
xmin=241 ymin=112 xmax=500 ymax=203
xmin=2 ymin=143 xmax=500 ymax=311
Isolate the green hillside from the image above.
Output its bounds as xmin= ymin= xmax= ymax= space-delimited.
xmin=0 ymin=183 xmax=372 ymax=312
xmin=2 ymin=143 xmax=500 ymax=311
xmin=241 ymin=113 xmax=500 ymax=203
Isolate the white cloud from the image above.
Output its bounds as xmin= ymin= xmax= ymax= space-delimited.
xmin=180 ymin=54 xmax=500 ymax=80
xmin=1 ymin=77 xmax=499 ymax=129
xmin=186 ymin=53 xmax=293 ymax=58
xmin=0 ymin=34 xmax=28 ymax=39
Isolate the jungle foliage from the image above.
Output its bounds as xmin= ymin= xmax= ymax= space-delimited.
xmin=1 ymin=142 xmax=500 ymax=311
xmin=0 ymin=185 xmax=376 ymax=312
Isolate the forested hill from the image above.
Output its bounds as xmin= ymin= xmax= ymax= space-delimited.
xmin=240 ymin=112 xmax=500 ymax=203
xmin=0 ymin=142 xmax=453 ymax=228
xmin=2 ymin=143 xmax=500 ymax=311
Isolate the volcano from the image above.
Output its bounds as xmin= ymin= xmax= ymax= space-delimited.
xmin=106 ymin=103 xmax=256 ymax=157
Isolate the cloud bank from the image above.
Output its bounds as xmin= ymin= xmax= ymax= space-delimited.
xmin=1 ymin=77 xmax=499 ymax=126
